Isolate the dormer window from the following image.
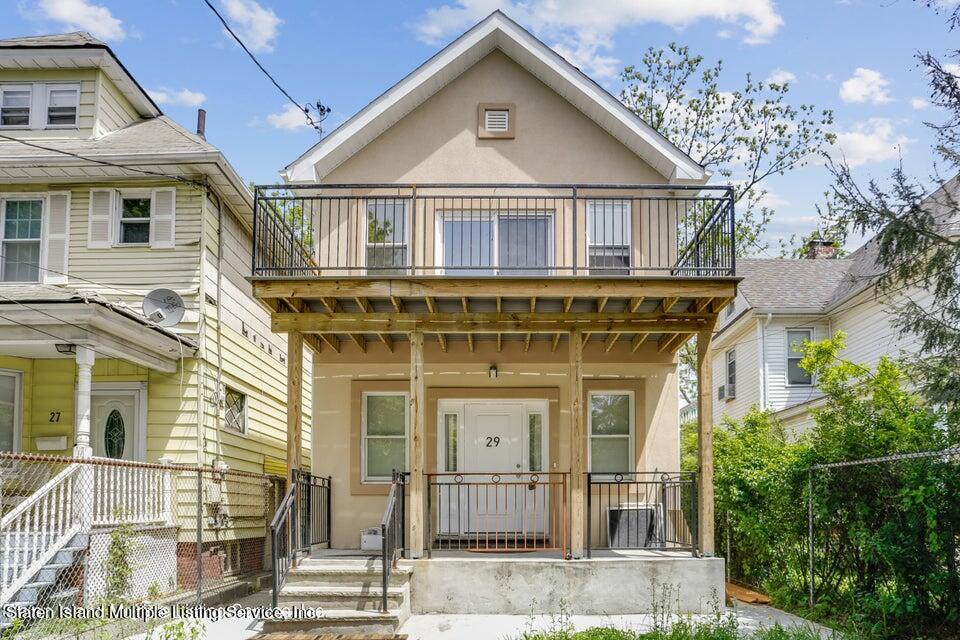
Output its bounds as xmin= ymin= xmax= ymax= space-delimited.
xmin=478 ymin=103 xmax=515 ymax=139
xmin=0 ymin=85 xmax=31 ymax=127
xmin=46 ymin=85 xmax=79 ymax=127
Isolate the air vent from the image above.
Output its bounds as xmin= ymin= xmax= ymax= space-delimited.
xmin=484 ymin=109 xmax=509 ymax=132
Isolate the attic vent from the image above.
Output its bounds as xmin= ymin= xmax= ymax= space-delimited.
xmin=484 ymin=109 xmax=509 ymax=132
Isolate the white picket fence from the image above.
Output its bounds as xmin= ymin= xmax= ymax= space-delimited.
xmin=0 ymin=456 xmax=174 ymax=604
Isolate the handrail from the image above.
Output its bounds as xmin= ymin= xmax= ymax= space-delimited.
xmin=379 ymin=470 xmax=406 ymax=613
xmin=269 ymin=480 xmax=297 ymax=608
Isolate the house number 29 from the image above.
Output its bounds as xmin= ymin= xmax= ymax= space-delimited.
xmin=485 ymin=436 xmax=501 ymax=447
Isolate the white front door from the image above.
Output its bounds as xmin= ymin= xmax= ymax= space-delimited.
xmin=437 ymin=400 xmax=549 ymax=539
xmin=91 ymin=390 xmax=141 ymax=460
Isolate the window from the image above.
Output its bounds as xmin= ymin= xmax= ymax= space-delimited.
xmin=588 ymin=392 xmax=633 ymax=474
xmin=1 ymin=199 xmax=42 ymax=282
xmin=726 ymin=301 xmax=736 ymax=318
xmin=224 ymin=387 xmax=247 ymax=433
xmin=443 ymin=412 xmax=458 ymax=472
xmin=0 ymin=371 xmax=20 ymax=452
xmin=0 ymin=85 xmax=31 ymax=127
xmin=726 ymin=349 xmax=737 ymax=398
xmin=366 ymin=199 xmax=408 ymax=274
xmin=118 ymin=195 xmax=151 ymax=244
xmin=587 ymin=200 xmax=631 ymax=275
xmin=439 ymin=211 xmax=552 ymax=275
xmin=46 ymin=85 xmax=79 ymax=127
xmin=362 ymin=392 xmax=408 ymax=482
xmin=528 ymin=412 xmax=544 ymax=472
xmin=787 ymin=329 xmax=813 ymax=385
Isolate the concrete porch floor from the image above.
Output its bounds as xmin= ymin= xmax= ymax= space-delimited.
xmin=305 ymin=548 xmax=697 ymax=560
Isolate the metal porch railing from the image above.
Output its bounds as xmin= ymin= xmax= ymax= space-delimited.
xmin=270 ymin=469 xmax=331 ymax=607
xmin=252 ymin=183 xmax=735 ymax=279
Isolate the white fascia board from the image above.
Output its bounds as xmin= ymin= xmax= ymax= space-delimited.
xmin=282 ymin=11 xmax=705 ymax=184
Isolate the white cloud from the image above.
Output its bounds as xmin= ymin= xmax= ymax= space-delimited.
xmin=834 ymin=118 xmax=913 ymax=168
xmin=945 ymin=63 xmax=960 ymax=77
xmin=35 ymin=0 xmax=126 ymax=41
xmin=839 ymin=67 xmax=892 ymax=104
xmin=149 ymin=88 xmax=207 ymax=107
xmin=221 ymin=0 xmax=281 ymax=53
xmin=766 ymin=69 xmax=796 ymax=85
xmin=910 ymin=97 xmax=930 ymax=110
xmin=266 ymin=104 xmax=309 ymax=130
xmin=413 ymin=0 xmax=784 ymax=79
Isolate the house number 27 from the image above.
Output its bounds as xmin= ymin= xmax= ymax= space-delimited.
xmin=485 ymin=436 xmax=501 ymax=447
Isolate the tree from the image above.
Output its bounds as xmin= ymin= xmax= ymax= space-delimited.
xmin=620 ymin=43 xmax=836 ymax=257
xmin=819 ymin=2 xmax=960 ymax=417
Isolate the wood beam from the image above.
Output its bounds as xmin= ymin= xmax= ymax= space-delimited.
xmin=425 ymin=297 xmax=446 ymax=351
xmin=694 ymin=297 xmax=714 ymax=314
xmin=496 ymin=297 xmax=502 ymax=352
xmin=462 ymin=297 xmax=474 ymax=352
xmin=321 ymin=297 xmax=364 ymax=351
xmin=712 ymin=297 xmax=734 ymax=313
xmin=409 ymin=331 xmax=426 ymax=558
xmin=286 ymin=331 xmax=303 ymax=482
xmin=315 ymin=333 xmax=340 ymax=353
xmin=254 ymin=278 xmax=738 ymax=301
xmin=603 ymin=332 xmax=620 ymax=352
xmin=630 ymin=332 xmax=650 ymax=352
xmin=552 ymin=297 xmax=574 ymax=352
xmin=697 ymin=326 xmax=716 ymax=555
xmin=596 ymin=296 xmax=608 ymax=312
xmin=658 ymin=332 xmax=690 ymax=354
xmin=390 ymin=296 xmax=404 ymax=312
xmin=273 ymin=311 xmax=710 ymax=334
xmin=302 ymin=334 xmax=324 ymax=354
xmin=524 ymin=297 xmax=536 ymax=352
xmin=628 ymin=296 xmax=645 ymax=312
xmin=661 ymin=296 xmax=680 ymax=313
xmin=355 ymin=296 xmax=393 ymax=352
xmin=569 ymin=328 xmax=585 ymax=558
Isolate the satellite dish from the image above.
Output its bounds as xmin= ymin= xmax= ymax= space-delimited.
xmin=143 ymin=288 xmax=186 ymax=328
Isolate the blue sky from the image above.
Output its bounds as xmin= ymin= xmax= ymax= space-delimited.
xmin=6 ymin=0 xmax=958 ymax=252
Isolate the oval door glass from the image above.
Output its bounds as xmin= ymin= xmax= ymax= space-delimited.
xmin=104 ymin=409 xmax=125 ymax=458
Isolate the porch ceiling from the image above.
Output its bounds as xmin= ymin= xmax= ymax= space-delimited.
xmin=254 ymin=277 xmax=735 ymax=355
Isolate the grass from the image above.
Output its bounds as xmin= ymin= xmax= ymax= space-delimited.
xmin=514 ymin=614 xmax=837 ymax=640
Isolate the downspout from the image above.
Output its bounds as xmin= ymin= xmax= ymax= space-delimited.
xmin=759 ymin=313 xmax=772 ymax=411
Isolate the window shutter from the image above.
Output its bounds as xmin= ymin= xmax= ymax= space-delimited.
xmin=44 ymin=192 xmax=70 ymax=284
xmin=87 ymin=189 xmax=114 ymax=248
xmin=484 ymin=109 xmax=509 ymax=132
xmin=150 ymin=188 xmax=176 ymax=249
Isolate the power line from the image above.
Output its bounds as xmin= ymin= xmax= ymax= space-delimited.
xmin=200 ymin=0 xmax=330 ymax=135
xmin=0 ymin=132 xmax=208 ymax=190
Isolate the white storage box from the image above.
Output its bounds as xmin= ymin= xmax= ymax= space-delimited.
xmin=360 ymin=527 xmax=382 ymax=551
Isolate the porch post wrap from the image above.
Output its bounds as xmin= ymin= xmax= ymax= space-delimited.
xmin=73 ymin=345 xmax=95 ymax=458
xmin=408 ymin=331 xmax=426 ymax=558
xmin=696 ymin=327 xmax=716 ymax=555
xmin=568 ymin=328 xmax=585 ymax=558
xmin=287 ymin=331 xmax=304 ymax=482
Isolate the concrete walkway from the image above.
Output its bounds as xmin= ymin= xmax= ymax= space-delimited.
xmin=133 ymin=589 xmax=833 ymax=640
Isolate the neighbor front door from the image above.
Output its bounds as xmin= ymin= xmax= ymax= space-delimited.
xmin=91 ymin=390 xmax=140 ymax=460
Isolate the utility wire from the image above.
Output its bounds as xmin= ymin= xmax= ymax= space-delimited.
xmin=200 ymin=0 xmax=330 ymax=134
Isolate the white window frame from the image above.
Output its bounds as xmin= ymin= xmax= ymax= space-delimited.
xmin=0 ymin=194 xmax=45 ymax=283
xmin=726 ymin=348 xmax=736 ymax=388
xmin=586 ymin=390 xmax=635 ymax=475
xmin=0 ymin=84 xmax=33 ymax=129
xmin=434 ymin=210 xmax=555 ymax=276
xmin=44 ymin=83 xmax=80 ymax=129
xmin=0 ymin=369 xmax=23 ymax=452
xmin=361 ymin=391 xmax=409 ymax=484
xmin=586 ymin=199 xmax=632 ymax=275
xmin=786 ymin=328 xmax=814 ymax=386
xmin=223 ymin=386 xmax=248 ymax=434
xmin=115 ymin=190 xmax=152 ymax=246
xmin=362 ymin=198 xmax=410 ymax=273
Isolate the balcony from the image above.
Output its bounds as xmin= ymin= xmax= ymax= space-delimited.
xmin=251 ymin=183 xmax=736 ymax=280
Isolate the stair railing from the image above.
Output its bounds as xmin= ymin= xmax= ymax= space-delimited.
xmin=0 ymin=463 xmax=83 ymax=603
xmin=379 ymin=470 xmax=406 ymax=613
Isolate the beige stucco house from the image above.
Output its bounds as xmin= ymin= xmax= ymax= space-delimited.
xmin=254 ymin=12 xmax=736 ymax=633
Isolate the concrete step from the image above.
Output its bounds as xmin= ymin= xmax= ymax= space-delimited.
xmin=278 ymin=584 xmax=406 ymax=612
xmin=286 ymin=564 xmax=412 ymax=587
xmin=262 ymin=610 xmax=401 ymax=635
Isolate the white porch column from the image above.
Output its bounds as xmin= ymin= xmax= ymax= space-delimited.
xmin=73 ymin=345 xmax=95 ymax=458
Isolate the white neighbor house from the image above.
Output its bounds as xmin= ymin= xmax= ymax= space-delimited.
xmin=712 ymin=178 xmax=959 ymax=433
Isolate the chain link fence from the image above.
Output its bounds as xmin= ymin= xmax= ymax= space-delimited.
xmin=0 ymin=452 xmax=285 ymax=637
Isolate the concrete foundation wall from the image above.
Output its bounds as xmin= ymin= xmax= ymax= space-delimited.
xmin=407 ymin=556 xmax=725 ymax=615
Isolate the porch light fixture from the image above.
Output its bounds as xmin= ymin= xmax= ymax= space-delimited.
xmin=489 ymin=364 xmax=498 ymax=379
xmin=55 ymin=343 xmax=76 ymax=355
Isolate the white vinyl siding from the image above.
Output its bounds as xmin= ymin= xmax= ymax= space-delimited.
xmin=712 ymin=317 xmax=762 ymax=425
xmin=761 ymin=317 xmax=830 ymax=412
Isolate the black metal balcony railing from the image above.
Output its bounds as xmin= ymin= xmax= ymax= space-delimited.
xmin=252 ymin=184 xmax=735 ymax=279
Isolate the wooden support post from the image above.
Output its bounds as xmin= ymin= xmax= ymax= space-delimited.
xmin=409 ymin=331 xmax=426 ymax=558
xmin=569 ymin=328 xmax=585 ymax=558
xmin=286 ymin=331 xmax=304 ymax=482
xmin=696 ymin=327 xmax=715 ymax=555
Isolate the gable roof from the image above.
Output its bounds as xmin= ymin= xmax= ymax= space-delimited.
xmin=0 ymin=31 xmax=160 ymax=118
xmin=283 ymin=11 xmax=707 ymax=183
xmin=736 ymin=259 xmax=853 ymax=312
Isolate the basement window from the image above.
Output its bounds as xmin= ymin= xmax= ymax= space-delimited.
xmin=478 ymin=103 xmax=515 ymax=139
